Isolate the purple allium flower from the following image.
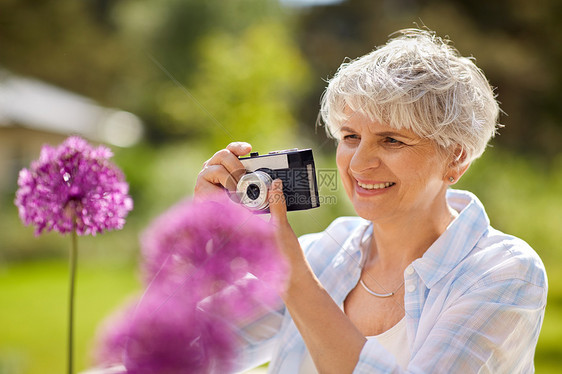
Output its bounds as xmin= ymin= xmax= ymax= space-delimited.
xmin=15 ymin=136 xmax=133 ymax=236
xmin=95 ymin=290 xmax=236 ymax=374
xmin=94 ymin=196 xmax=288 ymax=373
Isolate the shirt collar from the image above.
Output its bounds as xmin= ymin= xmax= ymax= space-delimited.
xmin=411 ymin=189 xmax=490 ymax=288
xmin=333 ymin=219 xmax=372 ymax=270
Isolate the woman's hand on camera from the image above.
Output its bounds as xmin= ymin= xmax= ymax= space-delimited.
xmin=194 ymin=142 xmax=251 ymax=201
xmin=268 ymin=179 xmax=309 ymax=283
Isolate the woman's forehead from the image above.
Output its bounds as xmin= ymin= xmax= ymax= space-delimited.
xmin=337 ymin=111 xmax=421 ymax=138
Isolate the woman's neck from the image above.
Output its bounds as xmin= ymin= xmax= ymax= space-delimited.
xmin=365 ymin=197 xmax=457 ymax=271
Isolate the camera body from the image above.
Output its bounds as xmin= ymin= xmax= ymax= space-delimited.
xmin=237 ymin=148 xmax=320 ymax=213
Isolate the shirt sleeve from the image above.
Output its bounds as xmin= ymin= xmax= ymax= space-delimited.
xmin=353 ymin=274 xmax=547 ymax=373
xmin=196 ymin=274 xmax=286 ymax=373
xmin=226 ymin=231 xmax=327 ymax=372
xmin=231 ymin=294 xmax=286 ymax=372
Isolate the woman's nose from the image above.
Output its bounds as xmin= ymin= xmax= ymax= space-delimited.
xmin=349 ymin=143 xmax=381 ymax=174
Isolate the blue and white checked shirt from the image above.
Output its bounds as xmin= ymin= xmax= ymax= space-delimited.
xmin=234 ymin=189 xmax=547 ymax=373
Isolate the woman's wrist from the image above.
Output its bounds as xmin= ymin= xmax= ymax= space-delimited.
xmin=281 ymin=252 xmax=315 ymax=299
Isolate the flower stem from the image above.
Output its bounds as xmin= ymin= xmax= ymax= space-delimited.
xmin=68 ymin=228 xmax=78 ymax=374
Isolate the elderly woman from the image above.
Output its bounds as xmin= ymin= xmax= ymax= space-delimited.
xmin=195 ymin=29 xmax=547 ymax=373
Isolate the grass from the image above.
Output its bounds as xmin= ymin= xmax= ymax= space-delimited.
xmin=0 ymin=260 xmax=140 ymax=374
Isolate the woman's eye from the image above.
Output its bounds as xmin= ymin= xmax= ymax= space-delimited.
xmin=343 ymin=134 xmax=360 ymax=141
xmin=385 ymin=137 xmax=404 ymax=145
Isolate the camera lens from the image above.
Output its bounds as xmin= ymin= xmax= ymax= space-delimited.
xmin=246 ymin=184 xmax=261 ymax=201
xmin=236 ymin=171 xmax=273 ymax=211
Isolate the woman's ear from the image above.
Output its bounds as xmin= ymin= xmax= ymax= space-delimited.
xmin=446 ymin=146 xmax=470 ymax=185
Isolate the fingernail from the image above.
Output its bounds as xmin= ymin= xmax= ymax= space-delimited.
xmin=273 ymin=179 xmax=282 ymax=190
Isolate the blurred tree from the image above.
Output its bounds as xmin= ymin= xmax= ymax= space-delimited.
xmin=2 ymin=0 xmax=560 ymax=154
xmin=150 ymin=20 xmax=311 ymax=149
xmin=0 ymin=0 xmax=132 ymax=104
xmin=0 ymin=0 xmax=311 ymax=149
xmin=105 ymin=0 xmax=311 ymax=147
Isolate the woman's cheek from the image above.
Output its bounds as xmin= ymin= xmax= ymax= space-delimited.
xmin=336 ymin=146 xmax=354 ymax=196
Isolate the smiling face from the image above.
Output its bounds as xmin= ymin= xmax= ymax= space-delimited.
xmin=335 ymin=112 xmax=453 ymax=224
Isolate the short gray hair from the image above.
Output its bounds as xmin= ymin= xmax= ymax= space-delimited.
xmin=319 ymin=28 xmax=501 ymax=165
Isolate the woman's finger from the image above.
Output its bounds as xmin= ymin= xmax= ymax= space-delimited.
xmin=268 ymin=179 xmax=288 ymax=225
xmin=195 ymin=142 xmax=252 ymax=201
xmin=195 ymin=164 xmax=239 ymax=194
xmin=226 ymin=141 xmax=252 ymax=156
xmin=204 ymin=146 xmax=250 ymax=184
xmin=267 ymin=179 xmax=305 ymax=268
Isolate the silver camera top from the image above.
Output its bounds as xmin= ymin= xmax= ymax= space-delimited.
xmin=239 ymin=150 xmax=298 ymax=172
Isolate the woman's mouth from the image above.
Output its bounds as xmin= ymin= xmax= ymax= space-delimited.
xmin=357 ymin=181 xmax=396 ymax=190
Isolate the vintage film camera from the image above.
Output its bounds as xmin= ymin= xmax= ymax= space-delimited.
xmin=236 ymin=148 xmax=320 ymax=213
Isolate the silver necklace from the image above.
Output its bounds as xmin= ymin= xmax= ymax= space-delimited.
xmin=359 ymin=278 xmax=404 ymax=298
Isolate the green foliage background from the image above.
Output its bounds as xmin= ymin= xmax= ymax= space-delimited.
xmin=0 ymin=0 xmax=560 ymax=372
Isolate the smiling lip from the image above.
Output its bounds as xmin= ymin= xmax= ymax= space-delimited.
xmin=354 ymin=180 xmax=396 ymax=195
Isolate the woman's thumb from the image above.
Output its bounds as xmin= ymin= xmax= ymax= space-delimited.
xmin=268 ymin=179 xmax=287 ymax=223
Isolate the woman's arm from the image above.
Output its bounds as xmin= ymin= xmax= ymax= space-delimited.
xmin=269 ymin=180 xmax=367 ymax=374
xmin=193 ymin=142 xmax=367 ymax=373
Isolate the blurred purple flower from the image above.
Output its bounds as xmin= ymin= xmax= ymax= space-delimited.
xmin=141 ymin=197 xmax=287 ymax=302
xmin=95 ymin=196 xmax=288 ymax=373
xmin=95 ymin=290 xmax=236 ymax=374
xmin=14 ymin=136 xmax=133 ymax=236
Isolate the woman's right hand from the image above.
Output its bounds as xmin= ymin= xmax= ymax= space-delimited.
xmin=194 ymin=141 xmax=252 ymax=201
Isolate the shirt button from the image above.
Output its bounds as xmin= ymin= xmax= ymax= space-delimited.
xmin=405 ymin=265 xmax=415 ymax=276
xmin=406 ymin=284 xmax=416 ymax=293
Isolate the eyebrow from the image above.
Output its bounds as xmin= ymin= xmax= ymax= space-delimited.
xmin=339 ymin=126 xmax=415 ymax=140
xmin=338 ymin=126 xmax=355 ymax=133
